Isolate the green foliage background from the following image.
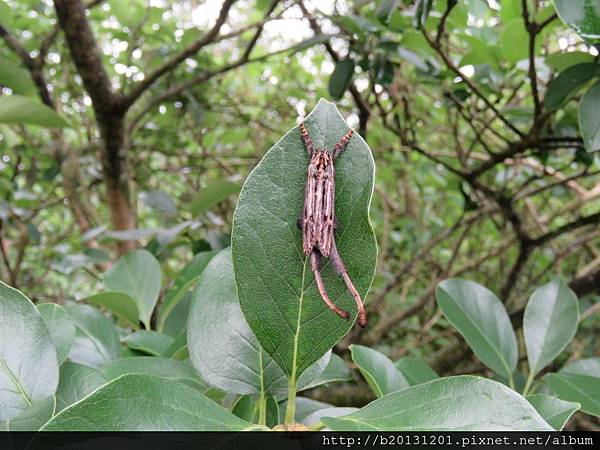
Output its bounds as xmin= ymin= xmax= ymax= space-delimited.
xmin=0 ymin=0 xmax=599 ymax=432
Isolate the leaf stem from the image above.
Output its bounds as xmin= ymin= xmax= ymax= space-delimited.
xmin=508 ymin=372 xmax=515 ymax=390
xmin=257 ymin=392 xmax=267 ymax=426
xmin=284 ymin=375 xmax=297 ymax=424
xmin=522 ymin=371 xmax=535 ymax=396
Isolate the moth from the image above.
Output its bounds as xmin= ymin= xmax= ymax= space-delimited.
xmin=298 ymin=122 xmax=367 ymax=327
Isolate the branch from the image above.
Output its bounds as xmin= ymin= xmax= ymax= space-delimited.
xmin=122 ymin=0 xmax=237 ymax=109
xmin=128 ymin=43 xmax=297 ymax=132
xmin=298 ymin=0 xmax=371 ymax=135
xmin=0 ymin=24 xmax=54 ymax=108
xmin=54 ymin=0 xmax=118 ymax=115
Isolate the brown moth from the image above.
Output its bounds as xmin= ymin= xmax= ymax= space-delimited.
xmin=298 ymin=122 xmax=367 ymax=327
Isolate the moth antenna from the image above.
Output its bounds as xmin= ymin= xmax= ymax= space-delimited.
xmin=300 ymin=122 xmax=315 ymax=155
xmin=333 ymin=129 xmax=354 ymax=160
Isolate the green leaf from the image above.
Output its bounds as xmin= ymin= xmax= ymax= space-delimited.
xmin=41 ymin=374 xmax=260 ymax=431
xmin=0 ymin=282 xmax=59 ymax=421
xmin=287 ymin=33 xmax=332 ymax=55
xmin=579 ymin=80 xmax=600 ymax=152
xmin=189 ymin=180 xmax=241 ymax=216
xmin=104 ymin=249 xmax=162 ymax=329
xmin=124 ymin=330 xmax=174 ymax=356
xmin=526 ymin=394 xmax=579 ymax=430
xmin=544 ymin=63 xmax=600 ymax=111
xmin=85 ymin=292 xmax=140 ymax=329
xmin=413 ymin=0 xmax=432 ymax=30
xmin=187 ymin=248 xmax=331 ymax=399
xmin=322 ymin=376 xmax=553 ymax=431
xmin=300 ymin=353 xmax=352 ymax=390
xmin=524 ymin=279 xmax=579 ymax=376
xmin=303 ymin=406 xmax=359 ymax=427
xmin=435 ymin=279 xmax=518 ymax=379
xmin=157 ymin=251 xmax=217 ymax=332
xmin=394 ymin=357 xmax=439 ymax=386
xmin=139 ymin=190 xmax=178 ymax=218
xmin=37 ymin=303 xmax=76 ymax=364
xmin=1 ymin=397 xmax=55 ymax=431
xmin=500 ymin=0 xmax=522 ymax=23
xmin=545 ymin=358 xmax=600 ymax=417
xmin=55 ymin=362 xmax=107 ymax=412
xmin=328 ymin=59 xmax=355 ymax=100
xmin=350 ymin=345 xmax=408 ymax=397
xmin=231 ymin=99 xmax=377 ymax=381
xmin=0 ymin=56 xmax=35 ymax=95
xmin=545 ymin=51 xmax=595 ymax=71
xmin=66 ymin=304 xmax=121 ymax=368
xmin=552 ymin=0 xmax=600 ymax=40
xmin=0 ymin=95 xmax=69 ymax=127
xmin=376 ymin=0 xmax=399 ymax=23
xmin=100 ymin=357 xmax=210 ymax=392
xmin=499 ymin=19 xmax=529 ymax=63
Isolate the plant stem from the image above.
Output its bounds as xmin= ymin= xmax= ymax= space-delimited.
xmin=508 ymin=372 xmax=515 ymax=390
xmin=257 ymin=392 xmax=267 ymax=426
xmin=284 ymin=375 xmax=297 ymax=424
xmin=522 ymin=371 xmax=535 ymax=396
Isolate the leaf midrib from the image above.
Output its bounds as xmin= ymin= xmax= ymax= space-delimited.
xmin=0 ymin=356 xmax=32 ymax=406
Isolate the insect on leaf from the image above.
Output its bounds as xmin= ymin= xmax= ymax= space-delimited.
xmin=231 ymin=99 xmax=377 ymax=381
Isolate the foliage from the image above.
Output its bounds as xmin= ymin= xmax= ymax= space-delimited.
xmin=0 ymin=0 xmax=599 ymax=432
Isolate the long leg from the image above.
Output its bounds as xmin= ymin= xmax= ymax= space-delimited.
xmin=311 ymin=250 xmax=349 ymax=320
xmin=332 ymin=129 xmax=354 ymax=160
xmin=329 ymin=239 xmax=367 ymax=327
xmin=300 ymin=122 xmax=314 ymax=155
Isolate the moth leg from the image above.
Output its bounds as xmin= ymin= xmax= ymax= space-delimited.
xmin=310 ymin=250 xmax=349 ymax=320
xmin=300 ymin=122 xmax=315 ymax=155
xmin=332 ymin=129 xmax=354 ymax=160
xmin=330 ymin=240 xmax=367 ymax=327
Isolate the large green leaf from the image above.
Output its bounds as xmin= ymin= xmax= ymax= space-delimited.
xmin=552 ymin=0 xmax=600 ymax=40
xmin=526 ymin=394 xmax=579 ymax=430
xmin=500 ymin=19 xmax=529 ymax=63
xmin=436 ymin=279 xmax=518 ymax=379
xmin=55 ymin=362 xmax=107 ymax=412
xmin=394 ymin=357 xmax=439 ymax=386
xmin=0 ymin=56 xmax=35 ymax=95
xmin=322 ymin=376 xmax=553 ymax=431
xmin=0 ymin=282 xmax=59 ymax=421
xmin=124 ymin=330 xmax=174 ymax=356
xmin=545 ymin=358 xmax=600 ymax=417
xmin=85 ymin=292 xmax=140 ymax=329
xmin=232 ymin=99 xmax=377 ymax=383
xmin=157 ymin=250 xmax=217 ymax=332
xmin=300 ymin=353 xmax=352 ymax=390
xmin=37 ymin=303 xmax=76 ymax=364
xmin=579 ymin=80 xmax=600 ymax=152
xmin=104 ymin=249 xmax=162 ymax=329
xmin=189 ymin=180 xmax=241 ymax=216
xmin=544 ymin=63 xmax=600 ymax=111
xmin=100 ymin=357 xmax=210 ymax=392
xmin=41 ymin=374 xmax=261 ymax=431
xmin=0 ymin=95 xmax=69 ymax=127
xmin=187 ymin=248 xmax=331 ymax=399
xmin=328 ymin=59 xmax=355 ymax=100
xmin=65 ymin=304 xmax=121 ymax=368
xmin=523 ymin=279 xmax=579 ymax=376
xmin=350 ymin=345 xmax=408 ymax=397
